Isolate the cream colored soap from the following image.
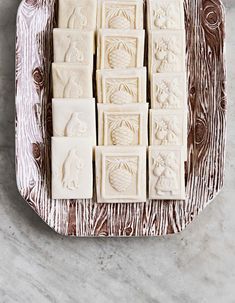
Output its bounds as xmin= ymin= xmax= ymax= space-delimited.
xmin=96 ymin=68 xmax=146 ymax=104
xmin=97 ymin=0 xmax=143 ymax=29
xmin=97 ymin=29 xmax=145 ymax=69
xmin=96 ymin=146 xmax=146 ymax=203
xmin=98 ymin=103 xmax=149 ymax=146
xmin=52 ymin=137 xmax=93 ymax=200
xmin=151 ymin=73 xmax=187 ymax=110
xmin=149 ymin=30 xmax=186 ymax=74
xmin=52 ymin=99 xmax=96 ymax=147
xmin=52 ymin=63 xmax=93 ymax=99
xmin=53 ymin=29 xmax=94 ymax=66
xmin=58 ymin=0 xmax=97 ymax=31
xmin=149 ymin=146 xmax=185 ymax=200
xmin=149 ymin=109 xmax=187 ymax=158
xmin=147 ymin=0 xmax=185 ymax=30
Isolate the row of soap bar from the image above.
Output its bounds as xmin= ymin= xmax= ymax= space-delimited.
xmin=52 ymin=139 xmax=185 ymax=202
xmin=52 ymin=100 xmax=187 ymax=151
xmin=147 ymin=0 xmax=187 ymax=201
xmin=51 ymin=1 xmax=96 ymax=200
xmin=58 ymin=0 xmax=144 ymax=31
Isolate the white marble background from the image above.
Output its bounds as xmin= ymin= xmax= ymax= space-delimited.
xmin=0 ymin=0 xmax=234 ymax=302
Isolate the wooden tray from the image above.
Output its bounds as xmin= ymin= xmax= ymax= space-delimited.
xmin=15 ymin=0 xmax=227 ymax=237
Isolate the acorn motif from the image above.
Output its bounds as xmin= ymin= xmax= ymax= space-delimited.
xmin=107 ymin=159 xmax=137 ymax=192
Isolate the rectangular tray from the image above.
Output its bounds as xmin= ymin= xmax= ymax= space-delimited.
xmin=15 ymin=0 xmax=227 ymax=237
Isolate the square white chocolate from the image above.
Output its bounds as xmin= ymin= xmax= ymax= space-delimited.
xmin=96 ymin=67 xmax=146 ymax=104
xmin=97 ymin=29 xmax=145 ymax=69
xmin=53 ymin=29 xmax=94 ymax=66
xmin=52 ymin=63 xmax=93 ymax=99
xmin=149 ymin=146 xmax=185 ymax=200
xmin=98 ymin=103 xmax=148 ymax=146
xmin=147 ymin=0 xmax=185 ymax=30
xmin=97 ymin=0 xmax=143 ymax=29
xmin=58 ymin=0 xmax=97 ymax=31
xmin=52 ymin=137 xmax=93 ymax=199
xmin=151 ymin=73 xmax=187 ymax=110
xmin=149 ymin=30 xmax=186 ymax=74
xmin=95 ymin=146 xmax=146 ymax=203
xmin=149 ymin=109 xmax=187 ymax=158
xmin=52 ymin=99 xmax=96 ymax=147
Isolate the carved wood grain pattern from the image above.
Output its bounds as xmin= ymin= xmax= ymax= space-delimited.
xmin=15 ymin=0 xmax=227 ymax=236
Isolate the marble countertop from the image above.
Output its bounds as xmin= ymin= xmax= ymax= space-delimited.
xmin=0 ymin=0 xmax=235 ymax=302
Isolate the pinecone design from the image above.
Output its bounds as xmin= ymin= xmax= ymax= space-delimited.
xmin=110 ymin=90 xmax=133 ymax=104
xmin=109 ymin=168 xmax=132 ymax=192
xmin=108 ymin=48 xmax=132 ymax=69
xmin=111 ymin=126 xmax=134 ymax=145
xmin=109 ymin=16 xmax=131 ymax=29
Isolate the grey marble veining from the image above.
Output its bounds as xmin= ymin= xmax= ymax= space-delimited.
xmin=0 ymin=1 xmax=235 ymax=302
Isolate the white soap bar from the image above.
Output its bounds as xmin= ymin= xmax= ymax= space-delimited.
xmin=149 ymin=146 xmax=185 ymax=200
xmin=97 ymin=0 xmax=143 ymax=29
xmin=58 ymin=0 xmax=97 ymax=31
xmin=98 ymin=103 xmax=149 ymax=146
xmin=149 ymin=109 xmax=187 ymax=159
xmin=96 ymin=68 xmax=147 ymax=104
xmin=151 ymin=73 xmax=187 ymax=110
xmin=147 ymin=0 xmax=185 ymax=30
xmin=149 ymin=30 xmax=186 ymax=74
xmin=53 ymin=29 xmax=94 ymax=66
xmin=52 ymin=98 xmax=96 ymax=147
xmin=96 ymin=146 xmax=146 ymax=203
xmin=97 ymin=29 xmax=145 ymax=69
xmin=52 ymin=137 xmax=93 ymax=199
xmin=52 ymin=63 xmax=93 ymax=99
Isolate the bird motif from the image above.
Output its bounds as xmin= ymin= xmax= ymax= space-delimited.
xmin=62 ymin=149 xmax=84 ymax=190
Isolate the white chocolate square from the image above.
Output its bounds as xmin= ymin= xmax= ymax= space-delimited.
xmin=95 ymin=146 xmax=146 ymax=203
xmin=52 ymin=63 xmax=93 ymax=99
xmin=147 ymin=0 xmax=185 ymax=30
xmin=58 ymin=0 xmax=97 ymax=31
xmin=53 ymin=29 xmax=94 ymax=66
xmin=52 ymin=137 xmax=93 ymax=199
xmin=151 ymin=73 xmax=187 ymax=110
xmin=52 ymin=99 xmax=96 ymax=147
xmin=149 ymin=146 xmax=185 ymax=200
xmin=97 ymin=29 xmax=145 ymax=69
xmin=97 ymin=0 xmax=143 ymax=29
xmin=96 ymin=68 xmax=146 ymax=104
xmin=98 ymin=103 xmax=148 ymax=146
xmin=149 ymin=109 xmax=187 ymax=158
xmin=149 ymin=30 xmax=186 ymax=74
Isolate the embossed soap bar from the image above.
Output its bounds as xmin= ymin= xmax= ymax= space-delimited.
xmin=151 ymin=73 xmax=187 ymax=109
xmin=96 ymin=146 xmax=146 ymax=203
xmin=52 ymin=63 xmax=93 ymax=99
xmin=98 ymin=103 xmax=149 ymax=146
xmin=149 ymin=109 xmax=187 ymax=158
xmin=58 ymin=0 xmax=97 ymax=31
xmin=97 ymin=0 xmax=144 ymax=29
xmin=149 ymin=146 xmax=185 ymax=200
xmin=96 ymin=68 xmax=147 ymax=104
xmin=53 ymin=29 xmax=94 ymax=66
xmin=97 ymin=29 xmax=145 ymax=69
xmin=149 ymin=30 xmax=186 ymax=74
xmin=147 ymin=0 xmax=185 ymax=30
xmin=52 ymin=98 xmax=96 ymax=147
xmin=52 ymin=137 xmax=93 ymax=199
